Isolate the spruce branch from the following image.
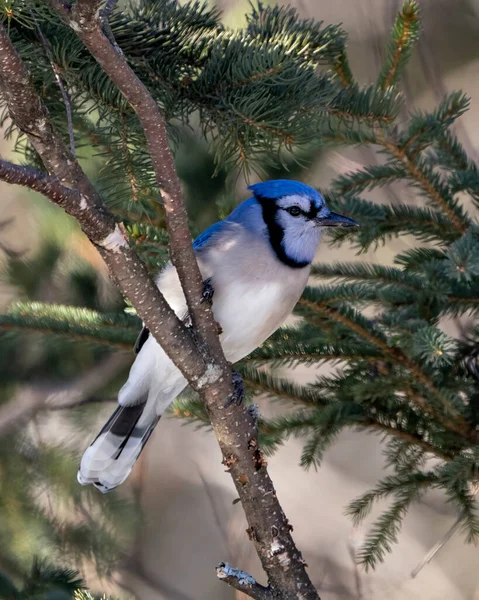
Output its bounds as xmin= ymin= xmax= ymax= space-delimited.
xmin=335 ymin=164 xmax=408 ymax=195
xmin=0 ymin=301 xmax=138 ymax=348
xmin=310 ymin=262 xmax=423 ymax=293
xmin=298 ymin=297 xmax=473 ymax=438
xmin=327 ymin=84 xmax=402 ymax=124
xmin=239 ymin=365 xmax=327 ymax=407
xmin=365 ymin=420 xmax=453 ymax=463
xmin=323 ymin=193 xmax=459 ymax=249
xmin=351 ymin=473 xmax=434 ymax=569
xmin=400 ymin=92 xmax=470 ymax=156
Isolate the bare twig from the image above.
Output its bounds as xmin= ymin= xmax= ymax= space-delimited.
xmin=410 ymin=513 xmax=464 ymax=578
xmin=197 ymin=465 xmax=233 ymax=563
xmin=347 ymin=528 xmax=364 ymax=600
xmin=411 ymin=484 xmax=479 ymax=579
xmin=99 ymin=0 xmax=123 ymax=55
xmin=216 ymin=563 xmax=272 ymax=600
xmin=30 ymin=9 xmax=76 ymax=157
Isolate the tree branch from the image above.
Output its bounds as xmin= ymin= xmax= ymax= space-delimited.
xmin=0 ymin=13 xmax=320 ymax=600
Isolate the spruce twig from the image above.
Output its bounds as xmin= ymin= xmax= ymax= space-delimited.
xmin=298 ymin=298 xmax=473 ymax=439
xmin=375 ymin=128 xmax=467 ymax=234
xmin=378 ymin=1 xmax=420 ymax=90
xmin=332 ymin=48 xmax=353 ymax=87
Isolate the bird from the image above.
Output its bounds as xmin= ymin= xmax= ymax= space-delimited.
xmin=77 ymin=179 xmax=357 ymax=492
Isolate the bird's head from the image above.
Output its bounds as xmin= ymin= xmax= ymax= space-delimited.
xmin=248 ymin=179 xmax=357 ymax=268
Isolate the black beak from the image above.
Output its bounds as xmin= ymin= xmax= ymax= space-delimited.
xmin=316 ymin=211 xmax=358 ymax=228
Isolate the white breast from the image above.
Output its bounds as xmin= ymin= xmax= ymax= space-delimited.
xmin=157 ymin=225 xmax=309 ymax=364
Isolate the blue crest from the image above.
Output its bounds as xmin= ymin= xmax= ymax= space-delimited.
xmin=248 ymin=180 xmax=324 ymax=207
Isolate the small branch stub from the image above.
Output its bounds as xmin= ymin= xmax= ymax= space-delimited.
xmin=216 ymin=562 xmax=272 ymax=600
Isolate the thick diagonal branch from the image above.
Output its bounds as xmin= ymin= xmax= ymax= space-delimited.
xmin=0 ymin=16 xmax=320 ymax=600
xmin=64 ymin=0 xmax=222 ymax=353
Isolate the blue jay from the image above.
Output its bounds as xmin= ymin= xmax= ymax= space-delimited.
xmin=78 ymin=179 xmax=357 ymax=492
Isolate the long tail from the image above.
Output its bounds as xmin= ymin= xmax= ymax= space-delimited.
xmin=77 ymin=399 xmax=160 ymax=493
xmin=77 ymin=328 xmax=187 ymax=493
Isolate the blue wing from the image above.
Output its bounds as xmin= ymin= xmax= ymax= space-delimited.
xmin=193 ymin=198 xmax=260 ymax=251
xmin=193 ymin=220 xmax=225 ymax=251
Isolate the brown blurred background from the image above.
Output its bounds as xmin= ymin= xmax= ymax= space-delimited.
xmin=2 ymin=0 xmax=479 ymax=598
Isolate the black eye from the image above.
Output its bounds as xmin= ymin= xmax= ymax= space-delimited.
xmin=287 ymin=206 xmax=302 ymax=217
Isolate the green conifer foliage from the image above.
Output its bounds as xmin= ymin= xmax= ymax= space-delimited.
xmin=0 ymin=558 xmax=118 ymax=599
xmin=1 ymin=0 xmax=478 ymax=576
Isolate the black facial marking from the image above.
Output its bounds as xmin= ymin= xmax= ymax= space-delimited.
xmin=258 ymin=198 xmax=310 ymax=269
xmin=305 ymin=203 xmax=319 ymax=220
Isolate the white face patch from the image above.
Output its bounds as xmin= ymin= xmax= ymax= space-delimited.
xmin=274 ymin=194 xmax=323 ymax=265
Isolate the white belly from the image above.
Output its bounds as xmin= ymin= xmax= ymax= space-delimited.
xmin=157 ymin=238 xmax=310 ymax=364
xmin=212 ymin=273 xmax=306 ymax=363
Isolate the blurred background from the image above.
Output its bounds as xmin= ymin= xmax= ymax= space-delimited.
xmin=2 ymin=0 xmax=479 ymax=598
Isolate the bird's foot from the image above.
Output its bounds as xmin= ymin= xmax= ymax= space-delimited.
xmin=201 ymin=277 xmax=214 ymax=305
xmin=224 ymin=370 xmax=245 ymax=407
xmin=183 ymin=279 xmax=215 ymax=329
